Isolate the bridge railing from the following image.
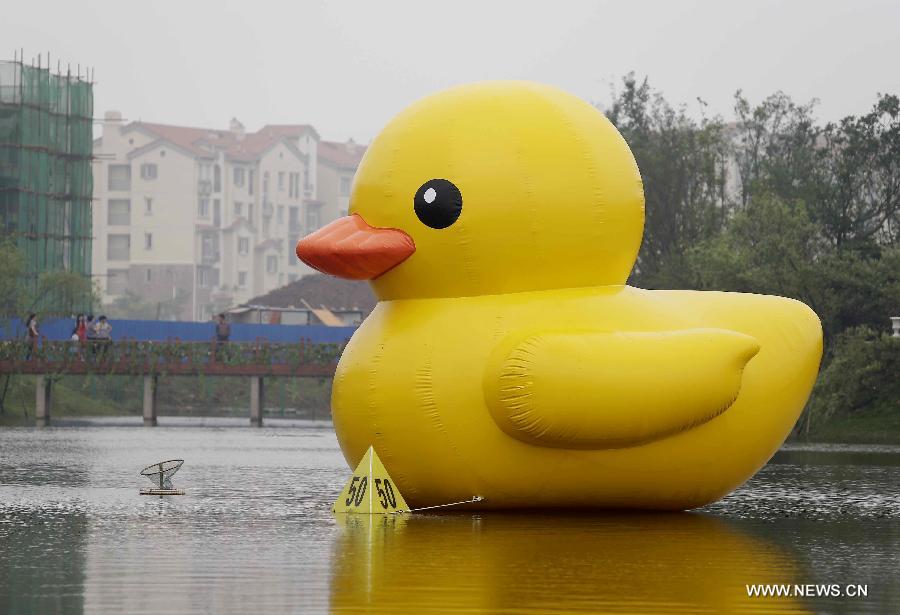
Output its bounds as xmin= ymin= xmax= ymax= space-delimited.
xmin=0 ymin=338 xmax=343 ymax=377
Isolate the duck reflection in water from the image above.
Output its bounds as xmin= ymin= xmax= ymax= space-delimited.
xmin=329 ymin=512 xmax=807 ymax=614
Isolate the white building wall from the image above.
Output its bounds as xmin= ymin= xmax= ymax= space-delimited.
xmin=93 ymin=116 xmax=340 ymax=318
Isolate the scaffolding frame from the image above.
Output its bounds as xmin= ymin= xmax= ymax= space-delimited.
xmin=0 ymin=51 xmax=94 ymax=310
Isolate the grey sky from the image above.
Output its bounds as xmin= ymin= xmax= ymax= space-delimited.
xmin=6 ymin=0 xmax=899 ymax=142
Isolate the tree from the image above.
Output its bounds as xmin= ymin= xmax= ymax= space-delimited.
xmin=605 ymin=74 xmax=732 ymax=288
xmin=814 ymin=94 xmax=900 ymax=249
xmin=0 ymin=236 xmax=26 ymax=319
xmin=0 ymin=238 xmax=98 ymax=414
xmin=732 ymin=91 xmax=821 ymax=209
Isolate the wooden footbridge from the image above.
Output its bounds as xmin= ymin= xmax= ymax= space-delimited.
xmin=0 ymin=339 xmax=341 ymax=427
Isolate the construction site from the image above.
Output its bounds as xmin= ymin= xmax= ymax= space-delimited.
xmin=0 ymin=52 xmax=94 ymax=311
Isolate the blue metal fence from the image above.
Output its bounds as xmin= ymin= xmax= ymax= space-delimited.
xmin=1 ymin=318 xmax=357 ymax=344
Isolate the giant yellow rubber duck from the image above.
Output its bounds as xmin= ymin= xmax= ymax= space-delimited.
xmin=298 ymin=81 xmax=823 ymax=510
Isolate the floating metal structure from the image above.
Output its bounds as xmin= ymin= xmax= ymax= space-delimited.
xmin=140 ymin=459 xmax=185 ymax=496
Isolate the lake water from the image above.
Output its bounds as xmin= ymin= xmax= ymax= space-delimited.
xmin=0 ymin=418 xmax=897 ymax=614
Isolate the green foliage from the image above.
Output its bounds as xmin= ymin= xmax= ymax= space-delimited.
xmin=606 ymin=76 xmax=899 ymax=438
xmin=807 ymin=327 xmax=900 ymax=422
xmin=30 ymin=270 xmax=99 ymax=317
xmin=607 ymin=74 xmax=731 ymax=287
xmin=0 ymin=236 xmax=26 ymax=318
xmin=686 ymin=196 xmax=900 ymax=341
xmin=815 ymin=94 xmax=900 ymax=247
xmin=0 ymin=234 xmax=97 ymax=319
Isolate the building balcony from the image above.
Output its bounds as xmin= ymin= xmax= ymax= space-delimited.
xmin=200 ymin=251 xmax=220 ymax=265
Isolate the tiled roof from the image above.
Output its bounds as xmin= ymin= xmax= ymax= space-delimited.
xmin=246 ymin=273 xmax=377 ymax=314
xmin=125 ymin=122 xmax=233 ymax=158
xmin=319 ymin=140 xmax=366 ymax=169
xmin=122 ymin=121 xmax=319 ymax=162
xmin=260 ymin=124 xmax=319 ymax=139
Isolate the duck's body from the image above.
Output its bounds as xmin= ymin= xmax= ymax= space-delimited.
xmin=297 ymin=81 xmax=823 ymax=510
xmin=333 ymin=286 xmax=821 ymax=509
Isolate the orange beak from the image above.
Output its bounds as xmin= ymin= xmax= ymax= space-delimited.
xmin=296 ymin=214 xmax=416 ymax=280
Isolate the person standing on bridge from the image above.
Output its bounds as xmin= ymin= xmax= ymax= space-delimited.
xmin=94 ymin=316 xmax=112 ymax=359
xmin=71 ymin=314 xmax=87 ymax=360
xmin=25 ymin=314 xmax=38 ymax=360
xmin=215 ymin=313 xmax=231 ymax=344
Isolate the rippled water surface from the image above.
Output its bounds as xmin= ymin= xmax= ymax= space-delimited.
xmin=1 ymin=418 xmax=897 ymax=614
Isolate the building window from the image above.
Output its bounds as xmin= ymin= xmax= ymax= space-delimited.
xmin=306 ymin=206 xmax=320 ymax=231
xmin=278 ymin=171 xmax=285 ymax=191
xmin=145 ymin=197 xmax=153 ymax=215
xmin=108 ymin=164 xmax=131 ymax=191
xmin=266 ymin=255 xmax=278 ymax=274
xmin=238 ymin=237 xmax=249 ymax=255
xmin=201 ymin=235 xmax=217 ymax=262
xmin=144 ymin=233 xmax=153 ymax=250
xmin=340 ymin=176 xmax=352 ymax=196
xmin=238 ymin=271 xmax=247 ymax=287
xmin=145 ymin=268 xmax=152 ymax=283
xmin=107 ymin=199 xmax=131 ymax=225
xmin=263 ymin=171 xmax=270 ymax=195
xmin=214 ymin=164 xmax=222 ymax=192
xmin=248 ymin=170 xmax=255 ymax=195
xmin=233 ymin=167 xmax=245 ymax=187
xmin=277 ymin=205 xmax=284 ymax=224
xmin=247 ymin=203 xmax=254 ymax=223
xmin=288 ymin=241 xmax=297 ymax=265
xmin=289 ymin=206 xmax=300 ymax=232
xmin=198 ymin=268 xmax=210 ymax=288
xmin=140 ymin=163 xmax=158 ymax=180
xmin=234 ymin=201 xmax=243 ymax=218
xmin=198 ymin=198 xmax=210 ymax=217
xmin=294 ymin=173 xmax=301 ymax=198
xmin=213 ymin=199 xmax=221 ymax=226
xmin=107 ymin=234 xmax=131 ymax=261
xmin=107 ymin=268 xmax=129 ymax=294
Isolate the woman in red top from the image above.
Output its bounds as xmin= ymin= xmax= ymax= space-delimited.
xmin=74 ymin=314 xmax=87 ymax=341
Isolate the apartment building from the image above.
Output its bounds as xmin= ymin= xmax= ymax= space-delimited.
xmin=92 ymin=113 xmax=363 ymax=321
xmin=317 ymin=139 xmax=366 ymax=219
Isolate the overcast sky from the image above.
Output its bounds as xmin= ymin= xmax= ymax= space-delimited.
xmin=6 ymin=0 xmax=899 ymax=142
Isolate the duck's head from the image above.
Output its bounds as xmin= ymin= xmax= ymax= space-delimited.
xmin=298 ymin=81 xmax=644 ymax=300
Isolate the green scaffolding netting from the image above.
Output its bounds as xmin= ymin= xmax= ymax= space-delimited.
xmin=0 ymin=61 xmax=93 ymax=310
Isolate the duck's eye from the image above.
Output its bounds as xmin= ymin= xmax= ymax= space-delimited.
xmin=414 ymin=179 xmax=462 ymax=229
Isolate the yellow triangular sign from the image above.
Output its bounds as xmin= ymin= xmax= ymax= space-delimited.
xmin=333 ymin=446 xmax=410 ymax=514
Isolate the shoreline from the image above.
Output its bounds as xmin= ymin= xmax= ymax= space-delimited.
xmin=2 ymin=411 xmax=898 ymax=445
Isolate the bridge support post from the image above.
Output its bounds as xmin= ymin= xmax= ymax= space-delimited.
xmin=250 ymin=376 xmax=265 ymax=427
xmin=35 ymin=376 xmax=51 ymax=427
xmin=143 ymin=375 xmax=158 ymax=427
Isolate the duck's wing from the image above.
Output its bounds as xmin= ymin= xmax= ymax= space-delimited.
xmin=483 ymin=328 xmax=760 ymax=449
